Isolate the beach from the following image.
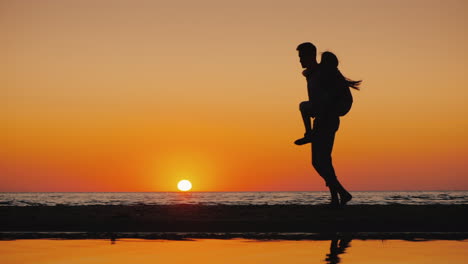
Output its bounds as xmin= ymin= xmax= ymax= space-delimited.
xmin=2 ymin=239 xmax=467 ymax=264
xmin=2 ymin=204 xmax=467 ymax=263
xmin=2 ymin=204 xmax=467 ymax=236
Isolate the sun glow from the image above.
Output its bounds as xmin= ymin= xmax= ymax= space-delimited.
xmin=177 ymin=180 xmax=192 ymax=192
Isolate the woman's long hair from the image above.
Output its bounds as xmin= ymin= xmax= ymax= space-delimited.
xmin=321 ymin=51 xmax=361 ymax=90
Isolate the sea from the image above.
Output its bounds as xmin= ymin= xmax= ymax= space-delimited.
xmin=0 ymin=191 xmax=467 ymax=206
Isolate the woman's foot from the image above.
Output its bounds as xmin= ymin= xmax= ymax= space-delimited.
xmin=340 ymin=193 xmax=352 ymax=206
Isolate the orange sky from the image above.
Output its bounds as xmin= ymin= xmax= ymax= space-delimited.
xmin=2 ymin=0 xmax=468 ymax=191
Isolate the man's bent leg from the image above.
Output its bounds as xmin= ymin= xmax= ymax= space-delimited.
xmin=300 ymin=101 xmax=313 ymax=134
xmin=294 ymin=101 xmax=316 ymax=145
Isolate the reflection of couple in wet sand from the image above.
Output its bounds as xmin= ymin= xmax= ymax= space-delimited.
xmin=325 ymin=238 xmax=352 ymax=264
xmin=294 ymin=42 xmax=361 ymax=208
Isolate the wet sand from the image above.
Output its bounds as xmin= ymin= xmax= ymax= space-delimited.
xmin=1 ymin=205 xmax=467 ymax=235
xmin=2 ymin=239 xmax=467 ymax=264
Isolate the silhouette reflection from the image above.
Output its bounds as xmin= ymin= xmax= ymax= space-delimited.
xmin=325 ymin=238 xmax=352 ymax=264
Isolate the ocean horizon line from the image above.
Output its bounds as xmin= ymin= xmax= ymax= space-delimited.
xmin=1 ymin=190 xmax=467 ymax=193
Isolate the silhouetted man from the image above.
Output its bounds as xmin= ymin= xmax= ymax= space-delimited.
xmin=295 ymin=42 xmax=352 ymax=207
xmin=295 ymin=42 xmax=320 ymax=145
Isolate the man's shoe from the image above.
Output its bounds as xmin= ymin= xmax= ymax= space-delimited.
xmin=294 ymin=137 xmax=311 ymax=145
xmin=340 ymin=193 xmax=352 ymax=206
xmin=294 ymin=132 xmax=314 ymax=145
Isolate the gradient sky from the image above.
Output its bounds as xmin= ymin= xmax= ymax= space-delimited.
xmin=2 ymin=0 xmax=468 ymax=191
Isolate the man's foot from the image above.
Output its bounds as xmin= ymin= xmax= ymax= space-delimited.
xmin=294 ymin=137 xmax=311 ymax=145
xmin=324 ymin=202 xmax=341 ymax=209
xmin=340 ymin=193 xmax=352 ymax=206
xmin=294 ymin=132 xmax=314 ymax=145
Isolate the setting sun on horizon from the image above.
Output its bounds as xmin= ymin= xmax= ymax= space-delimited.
xmin=2 ymin=0 xmax=468 ymax=192
xmin=177 ymin=180 xmax=192 ymax=192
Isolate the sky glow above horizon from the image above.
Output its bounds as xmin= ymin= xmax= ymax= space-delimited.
xmin=2 ymin=0 xmax=468 ymax=191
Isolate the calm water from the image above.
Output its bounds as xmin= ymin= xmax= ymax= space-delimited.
xmin=0 ymin=191 xmax=467 ymax=206
xmin=0 ymin=239 xmax=467 ymax=264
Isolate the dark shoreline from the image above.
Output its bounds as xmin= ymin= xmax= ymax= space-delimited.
xmin=1 ymin=231 xmax=468 ymax=241
xmin=2 ymin=204 xmax=467 ymax=235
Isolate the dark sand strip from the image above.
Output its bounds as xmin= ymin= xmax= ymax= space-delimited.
xmin=1 ymin=232 xmax=468 ymax=241
xmin=1 ymin=205 xmax=467 ymax=233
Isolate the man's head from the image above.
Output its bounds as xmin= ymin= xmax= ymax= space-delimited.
xmin=296 ymin=42 xmax=317 ymax=69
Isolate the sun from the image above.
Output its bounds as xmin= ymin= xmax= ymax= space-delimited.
xmin=177 ymin=180 xmax=192 ymax=192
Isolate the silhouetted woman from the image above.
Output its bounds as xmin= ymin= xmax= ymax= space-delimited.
xmin=313 ymin=51 xmax=361 ymax=207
